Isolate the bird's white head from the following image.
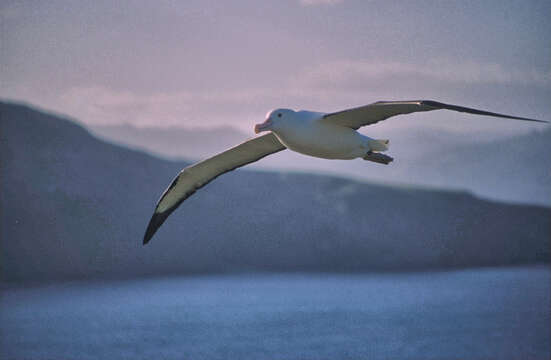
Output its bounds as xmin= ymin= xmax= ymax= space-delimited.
xmin=255 ymin=108 xmax=295 ymax=134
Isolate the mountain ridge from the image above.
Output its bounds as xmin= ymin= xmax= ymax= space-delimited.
xmin=1 ymin=101 xmax=549 ymax=283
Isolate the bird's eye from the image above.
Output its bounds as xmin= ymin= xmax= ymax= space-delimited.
xmin=277 ymin=113 xmax=282 ymax=117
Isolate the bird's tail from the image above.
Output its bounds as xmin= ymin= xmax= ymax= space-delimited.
xmin=368 ymin=139 xmax=390 ymax=152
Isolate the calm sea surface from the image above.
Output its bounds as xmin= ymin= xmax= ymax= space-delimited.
xmin=1 ymin=266 xmax=549 ymax=360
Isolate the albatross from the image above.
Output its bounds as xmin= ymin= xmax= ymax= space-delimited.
xmin=143 ymin=100 xmax=547 ymax=244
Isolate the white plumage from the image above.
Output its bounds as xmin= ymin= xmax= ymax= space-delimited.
xmin=143 ymin=99 xmax=547 ymax=244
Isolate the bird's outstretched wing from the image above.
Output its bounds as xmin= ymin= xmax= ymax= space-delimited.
xmin=143 ymin=133 xmax=286 ymax=245
xmin=321 ymin=100 xmax=547 ymax=130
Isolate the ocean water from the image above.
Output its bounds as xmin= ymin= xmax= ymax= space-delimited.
xmin=1 ymin=266 xmax=549 ymax=360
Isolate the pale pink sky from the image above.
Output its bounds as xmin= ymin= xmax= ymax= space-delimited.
xmin=2 ymin=0 xmax=550 ymax=135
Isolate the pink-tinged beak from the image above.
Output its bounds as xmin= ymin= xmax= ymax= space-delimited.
xmin=254 ymin=118 xmax=272 ymax=134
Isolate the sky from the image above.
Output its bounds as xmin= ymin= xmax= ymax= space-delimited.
xmin=1 ymin=0 xmax=550 ymax=136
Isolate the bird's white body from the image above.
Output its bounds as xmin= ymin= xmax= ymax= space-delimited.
xmin=271 ymin=110 xmax=371 ymax=160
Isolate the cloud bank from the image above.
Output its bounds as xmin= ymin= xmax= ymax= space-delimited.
xmin=2 ymin=59 xmax=549 ymax=131
xmin=299 ymin=0 xmax=344 ymax=6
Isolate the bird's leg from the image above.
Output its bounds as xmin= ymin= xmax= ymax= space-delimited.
xmin=363 ymin=151 xmax=394 ymax=165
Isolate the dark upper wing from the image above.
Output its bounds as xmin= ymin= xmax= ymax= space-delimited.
xmin=143 ymin=133 xmax=286 ymax=245
xmin=321 ymin=100 xmax=547 ymax=130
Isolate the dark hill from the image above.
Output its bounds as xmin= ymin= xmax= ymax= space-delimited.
xmin=1 ymin=101 xmax=549 ymax=282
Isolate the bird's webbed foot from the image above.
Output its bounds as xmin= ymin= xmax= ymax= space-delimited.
xmin=363 ymin=151 xmax=394 ymax=165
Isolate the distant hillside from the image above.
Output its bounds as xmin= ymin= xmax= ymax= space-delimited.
xmin=1 ymin=101 xmax=549 ymax=282
xmin=409 ymin=128 xmax=551 ymax=205
xmin=89 ymin=123 xmax=248 ymax=161
xmin=89 ymin=122 xmax=551 ymax=206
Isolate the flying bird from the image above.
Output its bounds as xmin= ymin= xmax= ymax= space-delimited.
xmin=143 ymin=100 xmax=546 ymax=244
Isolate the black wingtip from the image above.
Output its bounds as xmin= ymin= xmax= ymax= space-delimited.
xmin=421 ymin=100 xmax=549 ymax=123
xmin=143 ymin=211 xmax=171 ymax=245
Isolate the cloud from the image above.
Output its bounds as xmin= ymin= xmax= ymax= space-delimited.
xmin=299 ymin=60 xmax=551 ymax=89
xmin=2 ymin=83 xmax=308 ymax=130
xmin=50 ymin=86 xmax=286 ymax=129
xmin=299 ymin=0 xmax=344 ymax=6
xmin=296 ymin=59 xmax=551 ymax=92
xmin=2 ymin=59 xmax=548 ymax=130
xmin=0 ymin=3 xmax=23 ymax=20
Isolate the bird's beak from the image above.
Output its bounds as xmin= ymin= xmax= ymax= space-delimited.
xmin=254 ymin=118 xmax=273 ymax=134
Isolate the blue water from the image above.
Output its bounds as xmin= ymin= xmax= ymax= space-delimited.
xmin=1 ymin=266 xmax=549 ymax=359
